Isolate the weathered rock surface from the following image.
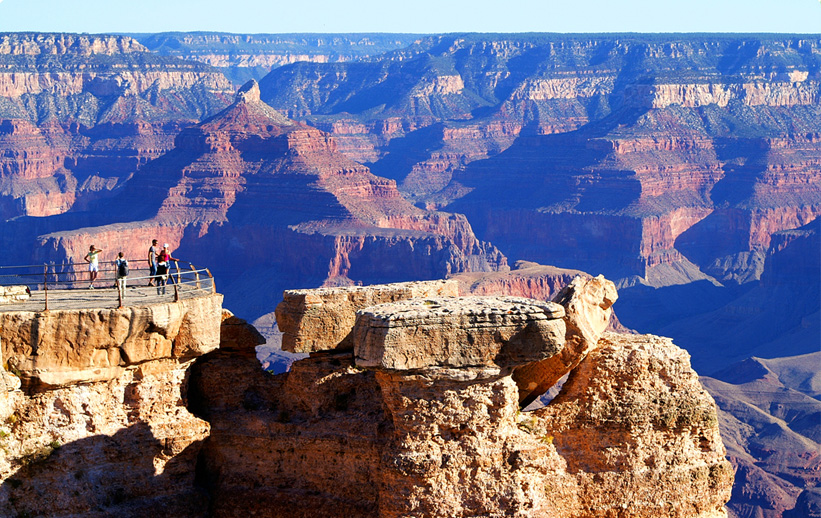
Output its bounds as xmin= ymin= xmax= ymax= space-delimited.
xmin=354 ymin=296 xmax=565 ymax=370
xmin=196 ymin=280 xmax=732 ymax=517
xmin=0 ymin=276 xmax=733 ymax=517
xmin=514 ymin=275 xmax=617 ymax=407
xmin=0 ymin=294 xmax=223 ymax=388
xmin=0 ymin=286 xmax=29 ymax=304
xmin=276 ymin=279 xmax=458 ymax=353
xmin=534 ymin=332 xmax=733 ymax=518
xmin=0 ymin=293 xmax=223 ymax=518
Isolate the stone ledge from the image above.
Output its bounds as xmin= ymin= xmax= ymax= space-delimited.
xmin=354 ymin=296 xmax=566 ymax=371
xmin=0 ymin=294 xmax=223 ymax=389
xmin=275 ymin=279 xmax=458 ymax=353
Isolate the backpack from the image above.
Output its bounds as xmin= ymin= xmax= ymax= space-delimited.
xmin=117 ymin=259 xmax=129 ymax=277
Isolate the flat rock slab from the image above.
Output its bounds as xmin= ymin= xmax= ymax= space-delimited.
xmin=354 ymin=296 xmax=565 ymax=371
xmin=276 ymin=280 xmax=458 ymax=353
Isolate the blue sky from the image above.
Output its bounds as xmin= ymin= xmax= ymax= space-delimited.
xmin=0 ymin=0 xmax=818 ymax=34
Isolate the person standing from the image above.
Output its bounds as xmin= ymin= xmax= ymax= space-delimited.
xmin=115 ymin=252 xmax=129 ymax=298
xmin=83 ymin=245 xmax=102 ymax=289
xmin=147 ymin=239 xmax=158 ymax=286
xmin=155 ymin=243 xmax=178 ymax=295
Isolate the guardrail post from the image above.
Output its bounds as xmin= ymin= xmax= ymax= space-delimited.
xmin=174 ymin=261 xmax=182 ymax=285
xmin=206 ymin=268 xmax=215 ymax=294
xmin=43 ymin=264 xmax=48 ymax=312
xmin=191 ymin=264 xmax=200 ymax=290
xmin=173 ymin=284 xmax=179 ymax=302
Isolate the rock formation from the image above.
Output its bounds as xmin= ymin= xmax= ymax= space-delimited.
xmin=31 ymin=80 xmax=506 ymax=320
xmin=0 ymin=294 xmax=223 ymax=517
xmin=258 ymin=34 xmax=821 ymax=287
xmin=513 ymin=275 xmax=617 ymax=407
xmin=193 ymin=277 xmax=732 ymax=517
xmin=0 ymin=33 xmax=233 ymax=223
xmin=0 ymin=274 xmax=732 ymax=517
xmin=701 ymin=353 xmax=821 ymax=518
xmin=133 ymin=33 xmax=422 ymax=86
xmin=276 ymin=279 xmax=459 ymax=353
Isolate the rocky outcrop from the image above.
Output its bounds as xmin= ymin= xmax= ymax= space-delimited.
xmin=513 ymin=275 xmax=617 ymax=407
xmin=534 ymin=332 xmax=734 ymax=517
xmin=195 ymin=278 xmax=731 ymax=517
xmin=0 ymin=294 xmax=223 ymax=388
xmin=276 ymin=279 xmax=459 ymax=353
xmin=0 ymin=275 xmax=732 ymax=517
xmin=354 ymin=296 xmax=566 ymax=370
xmin=451 ymin=261 xmax=586 ymax=301
xmin=0 ymin=293 xmax=223 ymax=518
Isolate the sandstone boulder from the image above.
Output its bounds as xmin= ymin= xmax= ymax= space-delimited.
xmin=514 ymin=274 xmax=617 ymax=407
xmin=275 ymin=279 xmax=458 ymax=353
xmin=218 ymin=309 xmax=265 ymax=356
xmin=354 ymin=296 xmax=565 ymax=371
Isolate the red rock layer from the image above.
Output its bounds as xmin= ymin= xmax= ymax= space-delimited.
xmin=33 ymin=83 xmax=506 ymax=318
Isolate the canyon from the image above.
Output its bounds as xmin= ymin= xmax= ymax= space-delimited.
xmin=0 ymin=31 xmax=816 ymax=517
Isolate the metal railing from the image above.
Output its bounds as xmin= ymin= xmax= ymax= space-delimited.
xmin=0 ymin=259 xmax=216 ymax=311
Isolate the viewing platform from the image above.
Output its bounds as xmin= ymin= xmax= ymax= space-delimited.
xmin=0 ymin=260 xmax=215 ymax=312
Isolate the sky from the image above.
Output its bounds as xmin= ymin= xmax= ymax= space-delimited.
xmin=0 ymin=0 xmax=818 ymax=34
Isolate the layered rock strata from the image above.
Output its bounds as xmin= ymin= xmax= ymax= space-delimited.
xmin=0 ymin=294 xmax=223 ymax=518
xmin=354 ymin=296 xmax=566 ymax=370
xmin=34 ymin=81 xmax=505 ymax=321
xmin=259 ymin=34 xmax=821 ymax=286
xmin=133 ymin=33 xmax=422 ymax=85
xmin=192 ymin=278 xmax=731 ymax=517
xmin=276 ymin=279 xmax=459 ymax=353
xmin=0 ymin=33 xmax=233 ymax=222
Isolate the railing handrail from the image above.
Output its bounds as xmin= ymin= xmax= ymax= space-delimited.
xmin=0 ymin=260 xmax=216 ymax=311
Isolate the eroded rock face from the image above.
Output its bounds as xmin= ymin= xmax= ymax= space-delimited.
xmin=0 ymin=294 xmax=223 ymax=518
xmin=354 ymin=296 xmax=565 ymax=370
xmin=199 ymin=279 xmax=732 ymax=517
xmin=534 ymin=332 xmax=733 ymax=517
xmin=0 ymin=278 xmax=732 ymax=517
xmin=0 ymin=294 xmax=223 ymax=388
xmin=514 ymin=275 xmax=617 ymax=407
xmin=276 ymin=279 xmax=458 ymax=353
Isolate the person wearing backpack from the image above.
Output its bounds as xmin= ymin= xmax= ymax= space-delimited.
xmin=115 ymin=252 xmax=129 ymax=298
